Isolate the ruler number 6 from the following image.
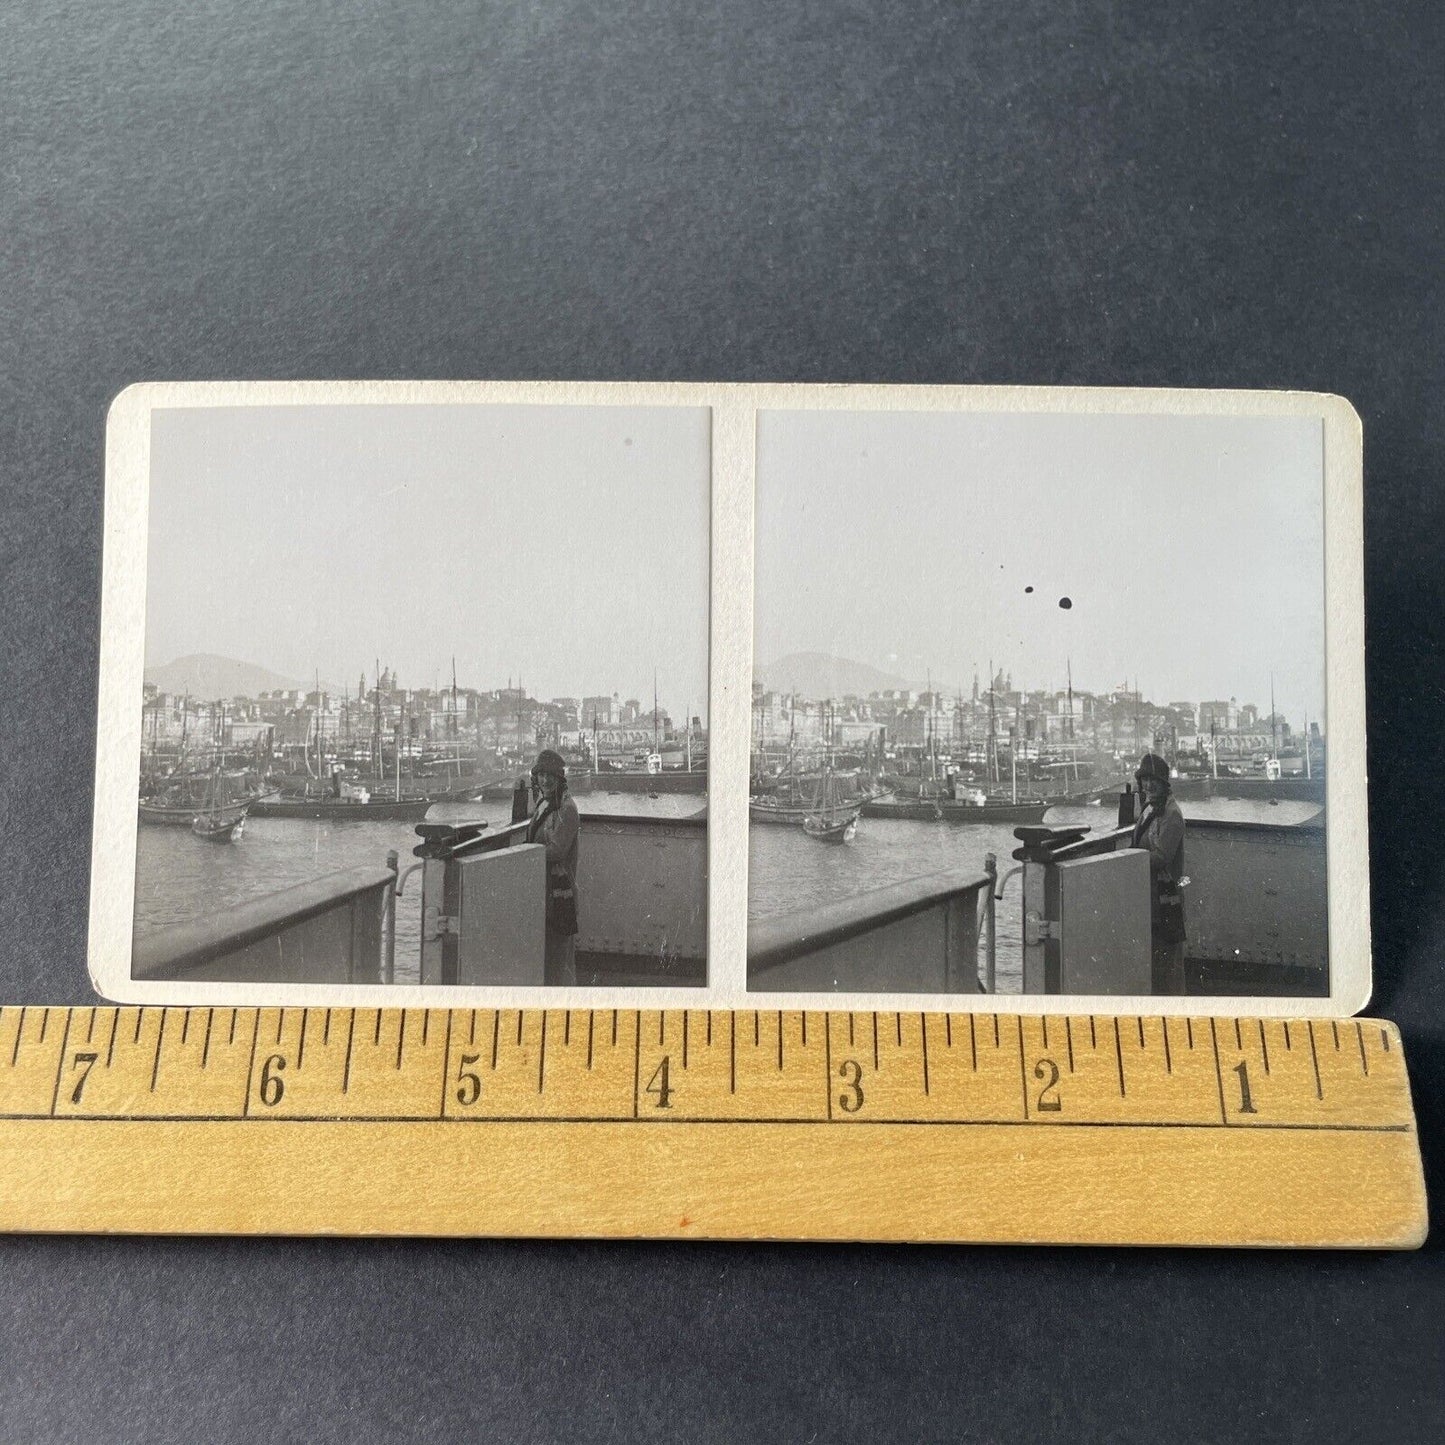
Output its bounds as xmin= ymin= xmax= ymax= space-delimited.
xmin=258 ymin=1054 xmax=286 ymax=1107
xmin=1033 ymin=1057 xmax=1062 ymax=1112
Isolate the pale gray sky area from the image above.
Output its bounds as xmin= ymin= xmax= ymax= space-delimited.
xmin=755 ymin=409 xmax=1327 ymax=726
xmin=146 ymin=405 xmax=711 ymax=720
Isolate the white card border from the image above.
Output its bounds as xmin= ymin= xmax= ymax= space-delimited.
xmin=89 ymin=381 xmax=1369 ymax=1018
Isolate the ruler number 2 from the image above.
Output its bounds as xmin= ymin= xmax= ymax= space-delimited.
xmin=1034 ymin=1058 xmax=1062 ymax=1112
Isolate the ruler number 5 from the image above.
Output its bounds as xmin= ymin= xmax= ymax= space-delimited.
xmin=456 ymin=1053 xmax=483 ymax=1106
xmin=1034 ymin=1058 xmax=1062 ymax=1112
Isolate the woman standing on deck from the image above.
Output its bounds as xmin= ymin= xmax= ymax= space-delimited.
xmin=1131 ymin=752 xmax=1187 ymax=994
xmin=526 ymin=749 xmax=581 ymax=985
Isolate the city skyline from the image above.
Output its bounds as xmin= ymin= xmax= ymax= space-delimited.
xmin=144 ymin=403 xmax=711 ymax=725
xmin=754 ymin=408 xmax=1328 ymax=723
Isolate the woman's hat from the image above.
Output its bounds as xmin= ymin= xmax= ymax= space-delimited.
xmin=531 ymin=748 xmax=567 ymax=780
xmin=1135 ymin=752 xmax=1170 ymax=784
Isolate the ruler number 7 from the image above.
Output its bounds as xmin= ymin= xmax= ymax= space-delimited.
xmin=68 ymin=1051 xmax=99 ymax=1105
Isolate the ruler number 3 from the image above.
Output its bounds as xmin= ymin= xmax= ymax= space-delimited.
xmin=837 ymin=1060 xmax=864 ymax=1113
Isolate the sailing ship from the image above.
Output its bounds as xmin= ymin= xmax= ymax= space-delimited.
xmin=190 ymin=768 xmax=250 ymax=843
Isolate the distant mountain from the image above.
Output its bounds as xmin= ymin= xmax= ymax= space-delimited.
xmin=753 ymin=652 xmax=920 ymax=699
xmin=144 ymin=654 xmax=309 ymax=699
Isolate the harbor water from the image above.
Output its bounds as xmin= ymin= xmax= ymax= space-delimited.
xmin=133 ymin=792 xmax=705 ymax=984
xmin=135 ymin=792 xmax=1320 ymax=992
xmin=748 ymin=797 xmax=1324 ymax=994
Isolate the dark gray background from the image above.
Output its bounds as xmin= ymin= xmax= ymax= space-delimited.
xmin=1 ymin=2 xmax=1441 ymax=1440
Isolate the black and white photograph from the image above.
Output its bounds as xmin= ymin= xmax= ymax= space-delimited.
xmin=98 ymin=391 xmax=711 ymax=994
xmin=747 ymin=401 xmax=1363 ymax=1004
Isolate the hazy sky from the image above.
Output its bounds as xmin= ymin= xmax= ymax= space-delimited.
xmin=146 ymin=404 xmax=711 ymax=719
xmin=754 ymin=409 xmax=1327 ymax=724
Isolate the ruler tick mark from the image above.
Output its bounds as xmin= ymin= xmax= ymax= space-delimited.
xmin=848 ymin=1013 xmax=855 ymax=1047
xmin=872 ymin=1014 xmax=879 ymax=1071
xmin=1259 ymin=1019 xmax=1270 ymax=1074
xmin=969 ymin=1014 xmax=977 ymax=1071
xmin=824 ymin=1014 xmax=833 ymax=1120
xmin=611 ymin=1010 xmax=618 ymax=1048
xmin=1234 ymin=1018 xmax=1242 ymax=1050
xmin=180 ymin=1011 xmax=190 ymax=1046
xmin=1307 ymin=1022 xmax=1322 ymax=1099
xmin=659 ymin=1013 xmax=665 ymax=1046
xmin=706 ymin=1012 xmax=713 ymax=1047
xmin=201 ymin=1008 xmax=215 ymax=1069
xmin=228 ymin=1010 xmax=237 ymax=1046
xmin=84 ymin=1010 xmax=96 ymax=1044
xmin=440 ymin=1012 xmax=453 ymax=1117
xmin=683 ymin=1012 xmax=689 ymax=1069
xmin=993 ymin=1015 xmax=1000 ymax=1049
xmin=1162 ymin=1019 xmax=1172 ymax=1075
xmin=1186 ymin=1018 xmax=1194 ymax=1050
xmin=777 ymin=1011 xmax=784 ymax=1071
xmin=47 ymin=1010 xmax=73 ymax=1117
xmin=1283 ymin=1021 xmax=1292 ymax=1051
xmin=921 ymin=1015 xmax=930 ymax=1096
xmin=1381 ymin=1028 xmax=1390 ymax=1052
xmin=11 ymin=1008 xmax=25 ymax=1065
xmin=1209 ymin=1018 xmax=1228 ymax=1123
xmin=801 ymin=1013 xmax=807 ymax=1047
xmin=323 ymin=1009 xmax=332 ymax=1046
xmin=632 ymin=1011 xmax=642 ymax=1118
xmin=754 ymin=1012 xmax=760 ymax=1047
xmin=1356 ymin=1021 xmax=1368 ymax=1076
xmin=373 ymin=1010 xmax=382 ymax=1047
xmin=538 ymin=1012 xmax=548 ymax=1093
xmin=587 ymin=1011 xmax=595 ymax=1070
xmin=297 ymin=1011 xmax=308 ymax=1071
xmin=396 ymin=1012 xmax=406 ymax=1069
xmin=1065 ymin=1017 xmax=1075 ymax=1073
xmin=945 ymin=1015 xmax=952 ymax=1049
xmin=563 ymin=1011 xmax=571 ymax=1047
xmin=422 ymin=1011 xmax=430 ymax=1048
xmin=467 ymin=1010 xmax=476 ymax=1046
xmin=242 ymin=1011 xmax=261 ymax=1117
xmin=895 ymin=1013 xmax=902 ymax=1048
xmin=1331 ymin=1020 xmax=1340 ymax=1050
xmin=1042 ymin=1016 xmax=1049 ymax=1049
xmin=730 ymin=1013 xmax=736 ymax=1094
xmin=1018 ymin=1016 xmax=1030 ymax=1119
xmin=1113 ymin=1018 xmax=1126 ymax=1097
xmin=1136 ymin=1017 xmax=1145 ymax=1049
xmin=106 ymin=1010 xmax=119 ymax=1069
xmin=133 ymin=1010 xmax=143 ymax=1045
xmin=516 ymin=1011 xmax=523 ymax=1047
xmin=39 ymin=1008 xmax=48 ymax=1044
xmin=491 ymin=1012 xmax=500 ymax=1070
xmin=276 ymin=1009 xmax=285 ymax=1045
xmin=342 ymin=1011 xmax=356 ymax=1094
xmin=1089 ymin=1015 xmax=1096 ymax=1050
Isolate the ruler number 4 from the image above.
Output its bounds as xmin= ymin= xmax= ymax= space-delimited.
xmin=646 ymin=1057 xmax=674 ymax=1109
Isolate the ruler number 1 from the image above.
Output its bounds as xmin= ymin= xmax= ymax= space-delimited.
xmin=1232 ymin=1061 xmax=1258 ymax=1115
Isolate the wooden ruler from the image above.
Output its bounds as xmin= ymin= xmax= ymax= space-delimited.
xmin=0 ymin=1005 xmax=1426 ymax=1247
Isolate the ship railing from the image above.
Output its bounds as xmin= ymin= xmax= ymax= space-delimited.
xmin=747 ymin=865 xmax=996 ymax=995
xmin=132 ymin=862 xmax=400 ymax=985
